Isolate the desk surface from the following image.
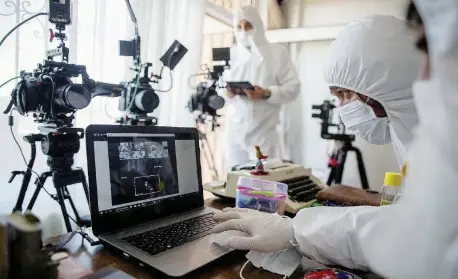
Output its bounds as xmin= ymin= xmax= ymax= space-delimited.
xmin=45 ymin=197 xmax=379 ymax=279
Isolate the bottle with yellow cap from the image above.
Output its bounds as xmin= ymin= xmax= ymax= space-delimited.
xmin=380 ymin=172 xmax=402 ymax=206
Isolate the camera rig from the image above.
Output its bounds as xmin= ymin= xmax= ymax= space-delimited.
xmin=91 ymin=0 xmax=188 ymax=126
xmin=312 ymin=100 xmax=369 ymax=189
xmin=2 ymin=0 xmax=94 ymax=232
xmin=312 ymin=100 xmax=355 ymax=142
xmin=3 ymin=0 xmax=94 ymax=127
xmin=186 ymin=48 xmax=230 ymax=180
xmin=187 ymin=47 xmax=230 ymax=131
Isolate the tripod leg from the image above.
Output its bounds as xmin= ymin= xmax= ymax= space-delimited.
xmin=26 ymin=172 xmax=49 ymax=211
xmin=64 ymin=186 xmax=82 ymax=225
xmin=79 ymin=170 xmax=90 ymax=204
xmin=326 ymin=167 xmax=336 ymax=186
xmin=354 ymin=148 xmax=370 ymax=190
xmin=54 ymin=179 xmax=73 ymax=232
xmin=335 ymin=150 xmax=348 ymax=184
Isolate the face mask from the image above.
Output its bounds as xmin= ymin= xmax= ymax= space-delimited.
xmin=235 ymin=30 xmax=253 ymax=47
xmin=242 ymin=248 xmax=302 ymax=278
xmin=339 ymin=100 xmax=391 ymax=145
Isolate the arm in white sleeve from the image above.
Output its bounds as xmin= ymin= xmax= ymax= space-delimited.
xmin=292 ymin=60 xmax=458 ymax=279
xmin=292 ymin=2 xmax=458 ymax=277
xmin=293 ymin=114 xmax=458 ymax=278
xmin=266 ymin=46 xmax=300 ymax=105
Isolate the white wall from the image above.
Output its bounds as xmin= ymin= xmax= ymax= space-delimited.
xmin=283 ymin=0 xmax=409 ymax=28
xmin=284 ymin=0 xmax=408 ymax=190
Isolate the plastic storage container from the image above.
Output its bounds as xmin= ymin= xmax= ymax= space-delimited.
xmin=236 ymin=177 xmax=288 ymax=215
xmin=380 ymin=172 xmax=402 ymax=206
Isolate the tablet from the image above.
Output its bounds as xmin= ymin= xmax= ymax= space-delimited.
xmin=226 ymin=81 xmax=254 ymax=95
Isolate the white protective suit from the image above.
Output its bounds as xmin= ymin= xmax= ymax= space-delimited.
xmin=213 ymin=2 xmax=458 ymax=277
xmin=292 ymin=1 xmax=458 ymax=277
xmin=324 ymin=15 xmax=422 ymax=167
xmin=225 ymin=7 xmax=300 ymax=168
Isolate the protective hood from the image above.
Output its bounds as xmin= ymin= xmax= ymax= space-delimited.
xmin=233 ymin=6 xmax=269 ymax=49
xmin=324 ymin=15 xmax=422 ymax=162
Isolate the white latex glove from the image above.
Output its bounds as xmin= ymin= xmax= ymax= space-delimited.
xmin=212 ymin=208 xmax=296 ymax=253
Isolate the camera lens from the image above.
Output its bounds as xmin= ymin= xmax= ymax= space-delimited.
xmin=208 ymin=95 xmax=225 ymax=110
xmin=135 ymin=89 xmax=160 ymax=113
xmin=58 ymin=84 xmax=91 ymax=109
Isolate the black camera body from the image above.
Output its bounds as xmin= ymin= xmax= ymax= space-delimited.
xmin=9 ymin=61 xmax=93 ymax=126
xmin=4 ymin=1 xmax=94 ymax=127
xmin=188 ymin=81 xmax=225 ymax=118
xmin=312 ymin=100 xmax=355 ymax=142
xmin=117 ymin=63 xmax=160 ymax=117
xmin=186 ymin=47 xmax=229 ymax=130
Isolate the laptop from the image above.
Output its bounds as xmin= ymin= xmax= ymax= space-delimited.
xmin=85 ymin=125 xmax=234 ymax=277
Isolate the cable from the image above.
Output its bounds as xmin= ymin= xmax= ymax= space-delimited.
xmin=43 ymin=231 xmax=77 ymax=252
xmin=154 ymin=50 xmax=175 ymax=93
xmin=239 ymin=260 xmax=287 ymax=279
xmin=42 ymin=75 xmax=60 ymax=123
xmin=239 ymin=260 xmax=250 ymax=279
xmin=127 ymin=64 xmax=143 ymax=111
xmin=10 ymin=109 xmax=83 ymax=232
xmin=154 ymin=67 xmax=173 ymax=93
xmin=10 ymin=118 xmax=81 ymax=227
xmin=104 ymin=98 xmax=117 ymax=121
xmin=0 ymin=76 xmax=20 ymax=90
xmin=187 ymin=73 xmax=207 ymax=90
xmin=0 ymin=12 xmax=47 ymax=49
xmin=9 ymin=124 xmax=54 ymax=199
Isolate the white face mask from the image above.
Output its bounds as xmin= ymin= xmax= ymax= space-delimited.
xmin=235 ymin=30 xmax=253 ymax=47
xmin=339 ymin=100 xmax=391 ymax=145
xmin=243 ymin=248 xmax=302 ymax=278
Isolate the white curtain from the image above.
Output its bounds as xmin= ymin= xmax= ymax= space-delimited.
xmin=0 ymin=0 xmax=205 ymax=239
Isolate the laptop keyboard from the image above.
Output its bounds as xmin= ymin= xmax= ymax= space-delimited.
xmin=122 ymin=213 xmax=218 ymax=256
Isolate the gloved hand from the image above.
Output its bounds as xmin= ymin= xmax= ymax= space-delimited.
xmin=212 ymin=208 xmax=296 ymax=253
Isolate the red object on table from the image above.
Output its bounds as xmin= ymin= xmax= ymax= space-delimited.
xmin=305 ymin=269 xmax=338 ymax=279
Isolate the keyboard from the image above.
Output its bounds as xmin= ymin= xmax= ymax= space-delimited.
xmin=281 ymin=175 xmax=321 ymax=202
xmin=122 ymin=213 xmax=217 ymax=256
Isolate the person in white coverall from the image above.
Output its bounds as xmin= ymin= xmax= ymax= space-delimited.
xmin=224 ymin=6 xmax=300 ymax=169
xmin=212 ymin=0 xmax=458 ymax=278
xmin=325 ymin=15 xmax=422 ymax=168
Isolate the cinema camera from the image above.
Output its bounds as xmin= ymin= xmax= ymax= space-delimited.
xmin=95 ymin=0 xmax=188 ymax=126
xmin=187 ymin=47 xmax=230 ymax=131
xmin=1 ymin=0 xmax=95 ymax=232
xmin=312 ymin=100 xmax=369 ymax=189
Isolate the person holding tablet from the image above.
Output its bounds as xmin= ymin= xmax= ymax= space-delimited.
xmin=224 ymin=6 xmax=300 ymax=169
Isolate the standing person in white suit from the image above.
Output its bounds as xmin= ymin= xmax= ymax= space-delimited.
xmin=225 ymin=6 xmax=300 ymax=169
xmin=212 ymin=1 xmax=458 ymax=278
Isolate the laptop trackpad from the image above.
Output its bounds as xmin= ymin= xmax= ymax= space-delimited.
xmin=150 ymin=231 xmax=249 ymax=276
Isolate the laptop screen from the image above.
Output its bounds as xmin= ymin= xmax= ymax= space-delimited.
xmin=86 ymin=126 xmax=204 ymax=234
xmin=93 ymin=132 xmax=200 ymax=214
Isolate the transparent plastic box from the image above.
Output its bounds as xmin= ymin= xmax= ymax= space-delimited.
xmin=236 ymin=177 xmax=288 ymax=215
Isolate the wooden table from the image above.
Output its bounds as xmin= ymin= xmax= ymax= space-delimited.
xmin=45 ymin=197 xmax=308 ymax=278
xmin=45 ymin=197 xmax=380 ymax=279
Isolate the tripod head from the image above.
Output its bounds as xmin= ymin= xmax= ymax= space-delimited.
xmin=311 ymin=100 xmax=355 ymax=143
xmin=37 ymin=126 xmax=84 ymax=171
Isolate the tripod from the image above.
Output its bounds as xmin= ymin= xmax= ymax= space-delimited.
xmin=326 ymin=141 xmax=369 ymax=190
xmin=196 ymin=118 xmax=219 ymax=180
xmin=9 ymin=129 xmax=91 ymax=233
